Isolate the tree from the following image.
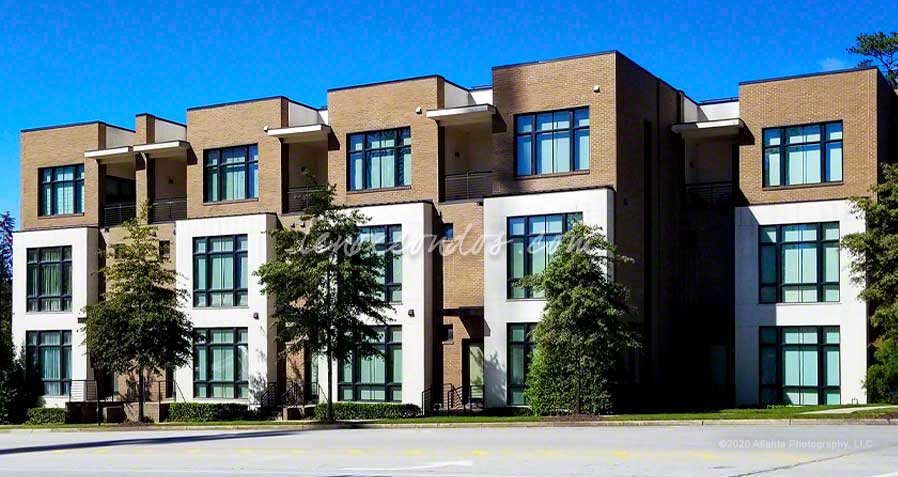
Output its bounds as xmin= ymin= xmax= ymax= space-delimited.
xmin=83 ymin=210 xmax=192 ymax=422
xmin=848 ymin=31 xmax=898 ymax=87
xmin=256 ymin=185 xmax=391 ymax=421
xmin=0 ymin=212 xmax=14 ymax=368
xmin=520 ymin=224 xmax=639 ymax=415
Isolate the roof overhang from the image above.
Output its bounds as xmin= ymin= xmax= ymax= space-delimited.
xmin=84 ymin=146 xmax=134 ymax=163
xmin=671 ymin=118 xmax=744 ymax=138
xmin=426 ymin=104 xmax=496 ymax=126
xmin=266 ymin=124 xmax=332 ymax=144
xmin=133 ymin=140 xmax=191 ymax=159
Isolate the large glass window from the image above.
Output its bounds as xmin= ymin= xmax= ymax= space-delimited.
xmin=26 ymin=246 xmax=72 ymax=312
xmin=25 ymin=331 xmax=72 ymax=396
xmin=763 ymin=121 xmax=842 ymax=187
xmin=358 ymin=225 xmax=402 ymax=303
xmin=193 ymin=235 xmax=248 ymax=307
xmin=204 ymin=145 xmax=259 ymax=202
xmin=515 ymin=108 xmax=589 ymax=176
xmin=759 ymin=326 xmax=840 ymax=405
xmin=759 ymin=222 xmax=839 ymax=304
xmin=193 ymin=328 xmax=249 ymax=399
xmin=507 ymin=323 xmax=536 ymax=405
xmin=507 ymin=213 xmax=582 ymax=299
xmin=39 ymin=165 xmax=84 ymax=216
xmin=338 ymin=326 xmax=402 ymax=402
xmin=348 ymin=128 xmax=411 ymax=191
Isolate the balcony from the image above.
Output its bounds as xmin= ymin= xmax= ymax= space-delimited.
xmin=685 ymin=181 xmax=733 ymax=210
xmin=286 ymin=186 xmax=327 ymax=214
xmin=103 ymin=202 xmax=137 ymax=227
xmin=444 ymin=171 xmax=492 ymax=202
xmin=148 ymin=197 xmax=187 ymax=223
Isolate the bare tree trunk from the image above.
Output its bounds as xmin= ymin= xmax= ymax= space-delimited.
xmin=138 ymin=368 xmax=145 ymax=423
xmin=326 ymin=348 xmax=334 ymax=422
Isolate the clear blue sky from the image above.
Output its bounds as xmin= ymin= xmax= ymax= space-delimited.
xmin=0 ymin=0 xmax=893 ymax=226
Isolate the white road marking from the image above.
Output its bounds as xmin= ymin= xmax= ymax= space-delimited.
xmin=867 ymin=472 xmax=898 ymax=477
xmin=343 ymin=460 xmax=474 ymax=471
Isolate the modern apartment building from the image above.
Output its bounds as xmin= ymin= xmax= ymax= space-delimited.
xmin=12 ymin=51 xmax=898 ymax=416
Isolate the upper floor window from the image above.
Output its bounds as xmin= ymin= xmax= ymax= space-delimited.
xmin=204 ymin=145 xmax=259 ymax=202
xmin=759 ymin=222 xmax=839 ymax=304
xmin=39 ymin=165 xmax=84 ymax=216
xmin=348 ymin=128 xmax=411 ymax=191
xmin=515 ymin=108 xmax=589 ymax=177
xmin=193 ymin=235 xmax=248 ymax=307
xmin=26 ymin=246 xmax=72 ymax=312
xmin=763 ymin=122 xmax=842 ymax=188
xmin=358 ymin=225 xmax=402 ymax=303
xmin=507 ymin=213 xmax=582 ymax=299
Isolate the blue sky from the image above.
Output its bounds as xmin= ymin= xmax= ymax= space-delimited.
xmin=0 ymin=0 xmax=893 ymax=225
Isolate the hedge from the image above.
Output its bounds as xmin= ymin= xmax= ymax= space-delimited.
xmin=314 ymin=402 xmax=420 ymax=420
xmin=26 ymin=407 xmax=66 ymax=425
xmin=166 ymin=403 xmax=254 ymax=422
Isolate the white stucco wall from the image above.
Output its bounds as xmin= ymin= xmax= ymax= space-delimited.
xmin=153 ymin=118 xmax=187 ymax=142
xmin=734 ymin=199 xmax=867 ymax=405
xmin=12 ymin=227 xmax=99 ymax=408
xmin=482 ymin=188 xmax=614 ymax=407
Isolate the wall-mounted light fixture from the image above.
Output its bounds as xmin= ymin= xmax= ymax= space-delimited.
xmin=593 ymin=85 xmax=601 ymax=93
xmin=253 ymin=312 xmax=259 ymax=320
xmin=407 ymin=309 xmax=415 ymax=317
xmin=415 ymin=107 xmax=423 ymax=114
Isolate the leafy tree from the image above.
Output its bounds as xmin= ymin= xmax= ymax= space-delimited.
xmin=520 ymin=224 xmax=639 ymax=415
xmin=83 ymin=209 xmax=192 ymax=422
xmin=0 ymin=212 xmax=14 ymax=368
xmin=848 ymin=31 xmax=898 ymax=87
xmin=256 ymin=185 xmax=391 ymax=421
xmin=865 ymin=338 xmax=898 ymax=404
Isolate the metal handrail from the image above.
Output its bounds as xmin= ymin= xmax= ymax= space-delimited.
xmin=685 ymin=181 xmax=733 ymax=210
xmin=103 ymin=202 xmax=137 ymax=227
xmin=420 ymin=387 xmax=433 ymax=416
xmin=148 ymin=197 xmax=187 ymax=223
xmin=444 ymin=171 xmax=492 ymax=202
xmin=286 ymin=185 xmax=327 ymax=214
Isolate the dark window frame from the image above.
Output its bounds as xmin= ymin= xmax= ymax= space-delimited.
xmin=25 ymin=330 xmax=72 ymax=396
xmin=758 ymin=326 xmax=841 ymax=405
xmin=347 ymin=127 xmax=411 ymax=191
xmin=761 ymin=121 xmax=843 ymax=188
xmin=338 ymin=325 xmax=402 ymax=403
xmin=192 ymin=235 xmax=248 ymax=308
xmin=514 ymin=107 xmax=589 ymax=177
xmin=203 ymin=144 xmax=259 ymax=202
xmin=758 ymin=222 xmax=839 ymax=304
xmin=507 ymin=212 xmax=582 ymax=299
xmin=26 ymin=246 xmax=72 ymax=312
xmin=192 ymin=327 xmax=249 ymax=399
xmin=507 ymin=323 xmax=537 ymax=405
xmin=358 ymin=225 xmax=402 ymax=303
xmin=39 ymin=164 xmax=84 ymax=216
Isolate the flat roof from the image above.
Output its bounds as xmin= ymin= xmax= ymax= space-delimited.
xmin=739 ymin=66 xmax=879 ymax=86
xmin=328 ymin=74 xmax=470 ymax=93
xmin=21 ymin=120 xmax=134 ymax=134
xmin=187 ymin=95 xmax=319 ymax=112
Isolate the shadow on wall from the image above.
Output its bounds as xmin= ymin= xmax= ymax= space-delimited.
xmin=484 ymin=349 xmax=504 ymax=407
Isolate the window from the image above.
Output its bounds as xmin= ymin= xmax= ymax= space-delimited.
xmin=507 ymin=323 xmax=536 ymax=405
xmin=26 ymin=247 xmax=72 ymax=312
xmin=25 ymin=331 xmax=71 ymax=396
xmin=204 ymin=145 xmax=259 ymax=202
xmin=39 ymin=165 xmax=84 ymax=216
xmin=193 ymin=328 xmax=249 ymax=399
xmin=759 ymin=326 xmax=840 ymax=405
xmin=441 ymin=224 xmax=454 ymax=240
xmin=763 ymin=121 xmax=842 ymax=187
xmin=516 ymin=107 xmax=589 ymax=176
xmin=193 ymin=235 xmax=248 ymax=307
xmin=507 ymin=213 xmax=582 ymax=299
xmin=348 ymin=128 xmax=411 ymax=191
xmin=338 ymin=326 xmax=402 ymax=402
xmin=159 ymin=240 xmax=171 ymax=260
xmin=358 ymin=225 xmax=402 ymax=303
xmin=759 ymin=222 xmax=839 ymax=303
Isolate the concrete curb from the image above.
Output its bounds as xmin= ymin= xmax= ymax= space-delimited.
xmin=1 ymin=418 xmax=895 ymax=433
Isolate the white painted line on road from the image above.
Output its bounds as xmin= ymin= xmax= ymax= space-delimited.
xmin=867 ymin=471 xmax=898 ymax=477
xmin=343 ymin=460 xmax=474 ymax=471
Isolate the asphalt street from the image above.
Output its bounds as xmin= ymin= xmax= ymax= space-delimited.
xmin=1 ymin=425 xmax=897 ymax=476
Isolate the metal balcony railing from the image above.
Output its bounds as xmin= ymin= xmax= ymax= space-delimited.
xmin=685 ymin=181 xmax=733 ymax=210
xmin=148 ymin=197 xmax=187 ymax=223
xmin=286 ymin=186 xmax=327 ymax=214
xmin=444 ymin=171 xmax=492 ymax=202
xmin=103 ymin=202 xmax=137 ymax=227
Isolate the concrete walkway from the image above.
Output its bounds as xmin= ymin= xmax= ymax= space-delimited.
xmin=801 ymin=405 xmax=898 ymax=415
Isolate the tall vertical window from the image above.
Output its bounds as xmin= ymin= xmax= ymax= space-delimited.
xmin=338 ymin=326 xmax=402 ymax=402
xmin=358 ymin=225 xmax=402 ymax=303
xmin=193 ymin=235 xmax=248 ymax=307
xmin=193 ymin=328 xmax=249 ymax=399
xmin=515 ymin=107 xmax=589 ymax=176
xmin=763 ymin=121 xmax=842 ymax=187
xmin=26 ymin=246 xmax=72 ymax=312
xmin=507 ymin=213 xmax=582 ymax=299
xmin=26 ymin=331 xmax=71 ymax=396
xmin=507 ymin=323 xmax=536 ymax=405
xmin=759 ymin=222 xmax=839 ymax=304
xmin=759 ymin=326 xmax=840 ymax=405
xmin=39 ymin=165 xmax=84 ymax=216
xmin=348 ymin=128 xmax=411 ymax=191
xmin=204 ymin=145 xmax=259 ymax=202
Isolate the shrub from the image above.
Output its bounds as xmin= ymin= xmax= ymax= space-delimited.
xmin=26 ymin=407 xmax=65 ymax=425
xmin=314 ymin=402 xmax=420 ymax=420
xmin=0 ymin=357 xmax=35 ymax=424
xmin=865 ymin=338 xmax=898 ymax=404
xmin=166 ymin=403 xmax=253 ymax=422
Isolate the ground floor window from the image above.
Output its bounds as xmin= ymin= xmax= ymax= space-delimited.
xmin=759 ymin=326 xmax=840 ymax=405
xmin=193 ymin=328 xmax=249 ymax=399
xmin=25 ymin=330 xmax=72 ymax=396
xmin=338 ymin=326 xmax=402 ymax=402
xmin=507 ymin=323 xmax=537 ymax=405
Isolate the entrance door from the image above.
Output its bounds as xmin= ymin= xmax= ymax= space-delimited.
xmin=463 ymin=341 xmax=484 ymax=404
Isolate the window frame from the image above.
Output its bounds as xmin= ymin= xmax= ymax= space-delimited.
xmin=761 ymin=121 xmax=843 ymax=188
xmin=25 ymin=330 xmax=72 ymax=396
xmin=346 ymin=127 xmax=412 ymax=191
xmin=26 ymin=246 xmax=73 ymax=313
xmin=337 ymin=325 xmax=402 ymax=403
xmin=192 ymin=327 xmax=249 ymax=399
xmin=758 ymin=222 xmax=839 ymax=304
xmin=202 ymin=144 xmax=259 ymax=203
xmin=506 ymin=212 xmax=582 ymax=299
xmin=38 ymin=164 xmax=84 ymax=216
xmin=758 ymin=326 xmax=841 ymax=405
xmin=514 ymin=107 xmax=589 ymax=177
xmin=507 ymin=323 xmax=537 ymax=405
xmin=358 ymin=225 xmax=402 ymax=303
xmin=192 ymin=235 xmax=249 ymax=308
